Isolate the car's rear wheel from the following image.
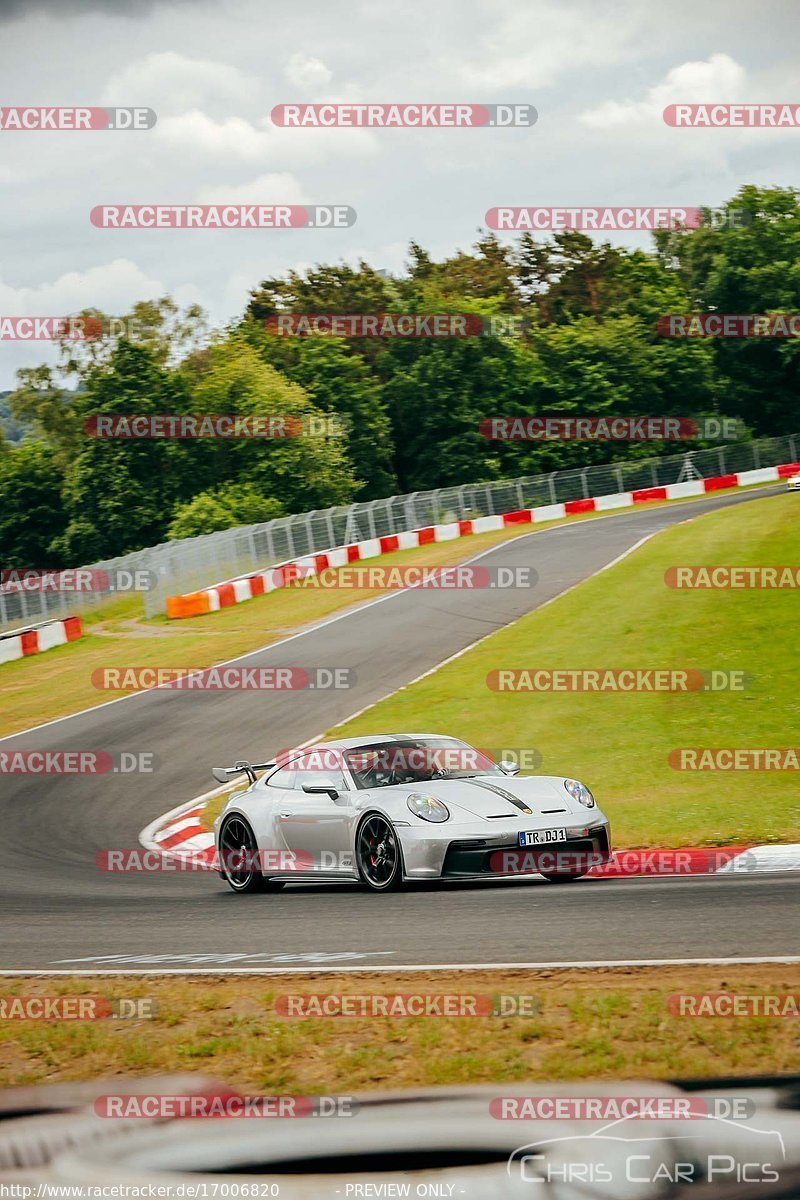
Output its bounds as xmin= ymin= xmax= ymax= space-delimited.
xmin=540 ymin=870 xmax=585 ymax=884
xmin=356 ymin=814 xmax=403 ymax=892
xmin=218 ymin=816 xmax=284 ymax=894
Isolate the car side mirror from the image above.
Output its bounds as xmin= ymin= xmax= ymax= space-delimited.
xmin=302 ymin=780 xmax=340 ymax=799
xmin=499 ymin=760 xmax=520 ymax=776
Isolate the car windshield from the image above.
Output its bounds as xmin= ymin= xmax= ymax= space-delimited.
xmin=345 ymin=738 xmax=502 ymax=789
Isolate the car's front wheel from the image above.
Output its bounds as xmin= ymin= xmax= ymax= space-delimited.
xmin=218 ymin=816 xmax=285 ymax=894
xmin=356 ymin=814 xmax=403 ymax=892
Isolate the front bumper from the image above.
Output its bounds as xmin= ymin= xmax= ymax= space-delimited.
xmin=398 ymin=817 xmax=611 ymax=879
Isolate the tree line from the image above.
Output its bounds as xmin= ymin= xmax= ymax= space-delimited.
xmin=1 ymin=184 xmax=798 ymax=570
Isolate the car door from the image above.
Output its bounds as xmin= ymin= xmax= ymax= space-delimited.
xmin=273 ymin=752 xmax=354 ymax=874
xmin=259 ymin=763 xmax=298 ymax=874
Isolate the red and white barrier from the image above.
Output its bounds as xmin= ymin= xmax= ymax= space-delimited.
xmin=166 ymin=462 xmax=800 ymax=619
xmin=0 ymin=615 xmax=84 ymax=665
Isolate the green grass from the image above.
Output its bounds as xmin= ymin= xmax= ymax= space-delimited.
xmin=325 ymin=492 xmax=800 ymax=848
xmin=1 ymin=967 xmax=798 ymax=1089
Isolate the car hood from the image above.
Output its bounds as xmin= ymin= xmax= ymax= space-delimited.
xmin=386 ymin=774 xmax=588 ymax=819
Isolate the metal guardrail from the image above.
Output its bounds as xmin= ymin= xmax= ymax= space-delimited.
xmin=1 ymin=432 xmax=797 ymax=628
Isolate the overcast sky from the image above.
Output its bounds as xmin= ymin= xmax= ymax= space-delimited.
xmin=0 ymin=0 xmax=797 ymax=388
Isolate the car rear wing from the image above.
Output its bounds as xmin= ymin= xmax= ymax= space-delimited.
xmin=211 ymin=760 xmax=275 ymax=785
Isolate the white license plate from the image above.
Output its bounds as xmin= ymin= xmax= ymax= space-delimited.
xmin=518 ymin=828 xmax=567 ymax=847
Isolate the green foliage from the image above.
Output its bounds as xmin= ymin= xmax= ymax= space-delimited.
xmin=167 ymin=484 xmax=285 ymax=539
xmin=499 ymin=315 xmax=718 ymax=474
xmin=653 ymin=186 xmax=800 ymax=434
xmin=382 ymin=337 xmax=528 ymax=490
xmin=248 ymin=261 xmax=393 ymax=322
xmin=8 ymin=368 xmax=82 ymax=466
xmin=244 ymin=321 xmax=396 ymax=499
xmin=53 ymin=297 xmax=210 ymax=380
xmin=179 ymin=336 xmax=359 ymax=512
xmin=404 ymin=232 xmax=518 ymax=306
xmin=0 ymin=441 xmax=67 ymax=569
xmin=52 ymin=342 xmax=195 ymax=562
xmin=0 ymin=391 xmax=30 ymax=445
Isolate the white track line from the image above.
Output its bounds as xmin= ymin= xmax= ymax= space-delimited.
xmin=3 ymin=956 xmax=800 ymax=977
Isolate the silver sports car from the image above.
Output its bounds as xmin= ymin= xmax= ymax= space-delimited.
xmin=212 ymin=734 xmax=611 ymax=893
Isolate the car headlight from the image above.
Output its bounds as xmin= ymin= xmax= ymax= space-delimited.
xmin=564 ymin=779 xmax=595 ymax=808
xmin=407 ymin=794 xmax=450 ymax=823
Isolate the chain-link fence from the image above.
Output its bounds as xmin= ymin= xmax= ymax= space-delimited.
xmin=1 ymin=432 xmax=797 ymax=630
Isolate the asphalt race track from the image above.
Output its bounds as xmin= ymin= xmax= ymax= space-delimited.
xmin=1 ymin=485 xmax=797 ymax=971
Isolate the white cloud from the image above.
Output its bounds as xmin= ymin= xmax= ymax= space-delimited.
xmin=198 ymin=172 xmax=308 ymax=206
xmin=102 ymin=50 xmax=257 ymax=113
xmin=581 ymin=53 xmax=746 ymax=127
xmin=156 ymin=110 xmax=271 ymax=160
xmin=284 ymin=52 xmax=332 ymax=89
xmin=443 ymin=0 xmax=640 ymax=89
xmin=219 ymin=266 xmax=260 ymax=317
xmin=0 ymin=259 xmax=167 ymax=315
xmin=155 ymin=109 xmax=379 ymax=165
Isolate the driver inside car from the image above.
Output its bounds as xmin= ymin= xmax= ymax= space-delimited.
xmin=349 ymin=744 xmax=450 ymax=789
